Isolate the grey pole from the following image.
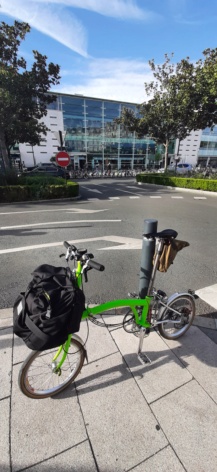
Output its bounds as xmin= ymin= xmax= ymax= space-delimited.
xmin=139 ymin=219 xmax=158 ymax=298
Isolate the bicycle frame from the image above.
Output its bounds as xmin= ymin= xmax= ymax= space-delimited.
xmin=51 ymin=245 xmax=164 ymax=371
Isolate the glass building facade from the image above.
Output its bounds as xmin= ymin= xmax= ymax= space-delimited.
xmin=198 ymin=126 xmax=217 ymax=166
xmin=48 ymin=93 xmax=156 ymax=170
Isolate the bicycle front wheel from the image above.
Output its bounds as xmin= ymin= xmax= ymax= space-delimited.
xmin=18 ymin=339 xmax=85 ymax=399
xmin=158 ymin=294 xmax=195 ymax=340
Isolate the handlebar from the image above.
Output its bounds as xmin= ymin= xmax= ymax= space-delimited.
xmin=88 ymin=260 xmax=105 ymax=272
xmin=64 ymin=241 xmax=76 ymax=251
xmin=62 ymin=241 xmax=105 ymax=273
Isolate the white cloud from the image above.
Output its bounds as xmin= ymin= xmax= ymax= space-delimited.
xmin=1 ymin=0 xmax=88 ymax=57
xmin=32 ymin=0 xmax=158 ymax=21
xmin=1 ymin=0 xmax=160 ymax=58
xmin=53 ymin=58 xmax=154 ymax=103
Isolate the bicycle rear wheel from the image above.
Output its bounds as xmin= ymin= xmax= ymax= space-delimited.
xmin=19 ymin=339 xmax=85 ymax=399
xmin=158 ymin=294 xmax=195 ymax=340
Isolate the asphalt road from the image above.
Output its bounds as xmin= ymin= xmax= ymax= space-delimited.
xmin=0 ymin=178 xmax=217 ymax=316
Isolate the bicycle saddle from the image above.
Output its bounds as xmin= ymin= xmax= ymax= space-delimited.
xmin=143 ymin=229 xmax=178 ymax=239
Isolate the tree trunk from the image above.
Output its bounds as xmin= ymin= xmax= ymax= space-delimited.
xmin=0 ymin=128 xmax=10 ymax=169
xmin=164 ymin=140 xmax=169 ymax=170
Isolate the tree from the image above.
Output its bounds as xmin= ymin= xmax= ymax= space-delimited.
xmin=0 ymin=21 xmax=60 ymax=169
xmin=190 ymin=48 xmax=217 ymax=130
xmin=118 ymin=51 xmax=217 ymax=170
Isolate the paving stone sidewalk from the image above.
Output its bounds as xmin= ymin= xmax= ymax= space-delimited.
xmin=1 ymin=308 xmax=217 ymax=472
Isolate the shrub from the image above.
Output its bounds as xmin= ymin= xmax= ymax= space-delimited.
xmin=136 ymin=174 xmax=217 ymax=192
xmin=18 ymin=175 xmax=64 ymax=186
xmin=0 ymin=182 xmax=79 ymax=203
xmin=0 ymin=169 xmax=20 ymax=186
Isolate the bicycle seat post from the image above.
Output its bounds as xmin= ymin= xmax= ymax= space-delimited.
xmin=139 ymin=219 xmax=158 ymax=299
xmin=147 ymin=238 xmax=164 ymax=296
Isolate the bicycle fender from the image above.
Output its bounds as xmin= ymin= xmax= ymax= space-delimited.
xmin=72 ymin=333 xmax=85 ymax=345
xmin=158 ymin=291 xmax=195 ymax=320
xmin=72 ymin=334 xmax=88 ymax=363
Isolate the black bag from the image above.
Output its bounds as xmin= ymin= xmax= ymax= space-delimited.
xmin=13 ymin=264 xmax=85 ymax=351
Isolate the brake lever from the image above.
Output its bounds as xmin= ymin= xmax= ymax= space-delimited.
xmin=84 ymin=268 xmax=88 ymax=283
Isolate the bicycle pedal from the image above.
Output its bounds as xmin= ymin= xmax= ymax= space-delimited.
xmin=137 ymin=353 xmax=151 ymax=365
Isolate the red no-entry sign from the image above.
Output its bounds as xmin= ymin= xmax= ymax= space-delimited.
xmin=56 ymin=151 xmax=70 ymax=167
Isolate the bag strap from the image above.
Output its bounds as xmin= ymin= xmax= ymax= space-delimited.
xmin=25 ymin=314 xmax=51 ymax=343
xmin=53 ymin=275 xmax=75 ymax=291
xmin=19 ymin=293 xmax=51 ymax=343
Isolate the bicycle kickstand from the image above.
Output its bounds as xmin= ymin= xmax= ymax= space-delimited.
xmin=137 ymin=328 xmax=151 ymax=365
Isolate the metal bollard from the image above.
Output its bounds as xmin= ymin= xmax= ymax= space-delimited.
xmin=139 ymin=219 xmax=158 ymax=298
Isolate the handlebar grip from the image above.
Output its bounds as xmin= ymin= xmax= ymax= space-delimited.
xmin=88 ymin=260 xmax=105 ymax=272
xmin=64 ymin=241 xmax=77 ymax=252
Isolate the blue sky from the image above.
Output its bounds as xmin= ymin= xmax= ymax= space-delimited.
xmin=1 ymin=0 xmax=217 ymax=103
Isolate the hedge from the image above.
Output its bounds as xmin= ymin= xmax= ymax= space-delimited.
xmin=136 ymin=174 xmax=217 ymax=192
xmin=0 ymin=182 xmax=79 ymax=203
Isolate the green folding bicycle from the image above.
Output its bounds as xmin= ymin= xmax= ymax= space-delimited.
xmin=18 ymin=228 xmax=196 ymax=399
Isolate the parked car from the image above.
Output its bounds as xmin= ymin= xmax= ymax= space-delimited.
xmin=21 ymin=165 xmax=70 ymax=179
xmin=167 ymin=163 xmax=193 ymax=174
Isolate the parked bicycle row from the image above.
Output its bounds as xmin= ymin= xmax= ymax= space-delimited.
xmin=69 ymin=169 xmax=139 ymax=179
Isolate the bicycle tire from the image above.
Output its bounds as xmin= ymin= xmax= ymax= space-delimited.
xmin=18 ymin=339 xmax=85 ymax=399
xmin=158 ymin=294 xmax=195 ymax=340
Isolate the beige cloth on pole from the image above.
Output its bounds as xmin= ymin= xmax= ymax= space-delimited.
xmin=154 ymin=240 xmax=190 ymax=272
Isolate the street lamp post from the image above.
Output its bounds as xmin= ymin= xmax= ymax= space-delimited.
xmin=32 ymin=146 xmax=36 ymax=166
xmin=101 ymin=142 xmax=105 ymax=172
xmin=145 ymin=140 xmax=149 ymax=170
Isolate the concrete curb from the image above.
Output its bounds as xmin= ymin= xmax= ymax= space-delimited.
xmin=0 ymin=195 xmax=81 ymax=205
xmin=137 ymin=181 xmax=217 ymax=197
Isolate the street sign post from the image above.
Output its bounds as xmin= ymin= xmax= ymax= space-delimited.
xmin=56 ymin=151 xmax=70 ymax=167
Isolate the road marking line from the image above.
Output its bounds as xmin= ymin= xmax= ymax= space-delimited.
xmin=109 ymin=197 xmax=120 ymax=200
xmin=87 ymin=198 xmax=100 ymax=201
xmin=0 ymin=220 xmax=122 ymax=230
xmin=84 ymin=188 xmax=102 ymax=194
xmin=0 ymin=208 xmax=107 ymax=215
xmin=0 ymin=235 xmax=141 ymax=255
xmin=115 ymin=188 xmax=141 ymax=196
xmin=126 ymin=186 xmax=141 ymax=189
xmin=66 ymin=209 xmax=107 ymax=213
xmin=171 ymin=196 xmax=184 ymax=199
xmin=129 ymin=196 xmax=140 ymax=199
xmin=150 ymin=196 xmax=162 ymax=198
xmin=98 ymin=235 xmax=142 ymax=250
xmin=194 ymin=197 xmax=207 ymax=200
xmin=195 ymin=284 xmax=217 ymax=310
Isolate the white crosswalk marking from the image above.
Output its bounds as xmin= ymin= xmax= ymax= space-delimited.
xmin=196 ymin=284 xmax=217 ymax=310
xmin=109 ymin=197 xmax=120 ymax=200
xmin=129 ymin=196 xmax=140 ymax=199
xmin=85 ymin=188 xmax=102 ymax=194
xmin=150 ymin=196 xmax=162 ymax=199
xmin=126 ymin=186 xmax=141 ymax=189
xmin=171 ymin=196 xmax=183 ymax=199
xmin=194 ymin=197 xmax=207 ymax=200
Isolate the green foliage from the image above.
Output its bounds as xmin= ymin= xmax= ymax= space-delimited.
xmin=136 ymin=174 xmax=217 ymax=192
xmin=0 ymin=20 xmax=60 ymax=168
xmin=0 ymin=182 xmax=79 ymax=203
xmin=0 ymin=169 xmax=20 ymax=185
xmin=118 ymin=50 xmax=217 ymax=170
xmin=18 ymin=175 xmax=64 ymax=186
